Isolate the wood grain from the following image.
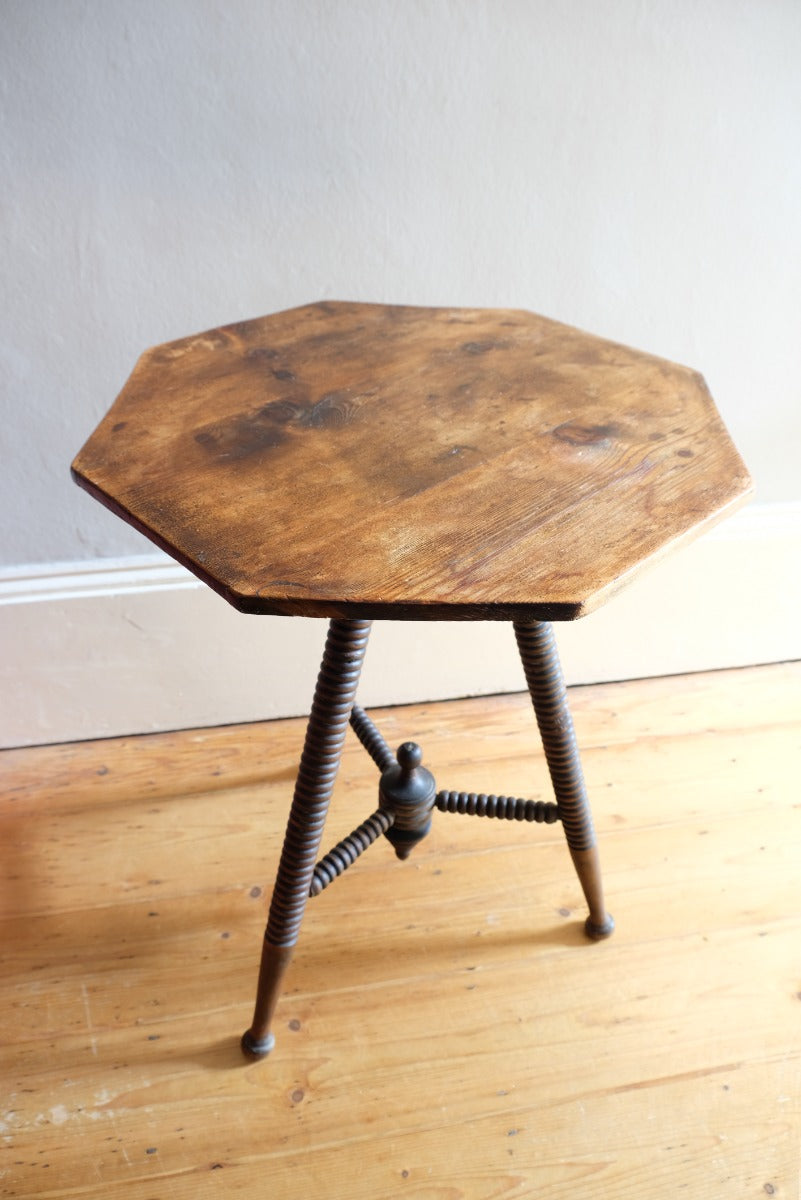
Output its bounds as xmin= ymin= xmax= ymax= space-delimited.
xmin=2 ymin=661 xmax=800 ymax=1198
xmin=71 ymin=302 xmax=752 ymax=619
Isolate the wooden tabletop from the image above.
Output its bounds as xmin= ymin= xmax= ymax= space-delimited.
xmin=72 ymin=302 xmax=752 ymax=621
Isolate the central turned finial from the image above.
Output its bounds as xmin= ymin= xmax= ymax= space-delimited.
xmin=397 ymin=741 xmax=423 ymax=775
xmin=379 ymin=741 xmax=437 ymax=860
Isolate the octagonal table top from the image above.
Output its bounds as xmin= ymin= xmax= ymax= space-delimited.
xmin=71 ymin=301 xmax=752 ymax=621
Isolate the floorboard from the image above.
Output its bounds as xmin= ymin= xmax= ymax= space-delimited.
xmin=1 ymin=661 xmax=800 ymax=1198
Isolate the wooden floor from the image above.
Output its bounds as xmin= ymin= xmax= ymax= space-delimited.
xmin=1 ymin=661 xmax=800 ymax=1199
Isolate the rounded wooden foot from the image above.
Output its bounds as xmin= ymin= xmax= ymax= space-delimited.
xmin=584 ymin=913 xmax=615 ymax=940
xmin=241 ymin=1029 xmax=276 ymax=1059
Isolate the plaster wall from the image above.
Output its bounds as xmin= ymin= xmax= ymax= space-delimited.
xmin=3 ymin=0 xmax=800 ymax=570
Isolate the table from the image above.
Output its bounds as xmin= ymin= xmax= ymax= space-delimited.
xmin=71 ymin=301 xmax=752 ymax=1057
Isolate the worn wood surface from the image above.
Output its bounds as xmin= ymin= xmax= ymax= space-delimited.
xmin=72 ymin=302 xmax=752 ymax=619
xmin=2 ymin=661 xmax=799 ymax=1198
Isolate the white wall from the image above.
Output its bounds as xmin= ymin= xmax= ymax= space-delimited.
xmin=2 ymin=1 xmax=800 ymax=745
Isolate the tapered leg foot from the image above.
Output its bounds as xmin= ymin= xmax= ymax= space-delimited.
xmin=569 ymin=845 xmax=615 ymax=939
xmin=242 ymin=941 xmax=294 ymax=1056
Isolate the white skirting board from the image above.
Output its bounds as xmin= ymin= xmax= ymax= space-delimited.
xmin=2 ymin=502 xmax=799 ymax=749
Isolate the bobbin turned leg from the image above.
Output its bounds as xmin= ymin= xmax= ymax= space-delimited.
xmin=513 ymin=620 xmax=614 ymax=940
xmin=242 ymin=619 xmax=372 ymax=1058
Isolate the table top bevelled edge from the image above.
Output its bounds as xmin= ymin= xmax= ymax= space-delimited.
xmin=71 ymin=301 xmax=753 ymax=622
